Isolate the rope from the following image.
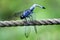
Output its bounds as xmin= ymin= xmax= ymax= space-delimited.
xmin=0 ymin=18 xmax=60 ymax=27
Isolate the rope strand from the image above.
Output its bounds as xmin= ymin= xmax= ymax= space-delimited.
xmin=0 ymin=18 xmax=60 ymax=27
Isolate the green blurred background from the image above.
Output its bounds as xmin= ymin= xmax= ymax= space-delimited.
xmin=0 ymin=0 xmax=60 ymax=40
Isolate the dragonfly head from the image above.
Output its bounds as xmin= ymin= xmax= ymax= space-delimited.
xmin=20 ymin=16 xmax=25 ymax=19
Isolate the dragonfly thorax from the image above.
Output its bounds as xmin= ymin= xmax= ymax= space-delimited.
xmin=20 ymin=9 xmax=33 ymax=19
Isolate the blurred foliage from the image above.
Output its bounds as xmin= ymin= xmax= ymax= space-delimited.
xmin=0 ymin=0 xmax=60 ymax=40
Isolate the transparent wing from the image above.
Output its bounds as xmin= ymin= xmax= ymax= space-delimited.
xmin=24 ymin=18 xmax=31 ymax=38
xmin=29 ymin=12 xmax=37 ymax=34
xmin=24 ymin=26 xmax=31 ymax=38
xmin=14 ymin=11 xmax=23 ymax=17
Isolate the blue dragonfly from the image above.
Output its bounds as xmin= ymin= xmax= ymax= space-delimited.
xmin=15 ymin=4 xmax=45 ymax=38
xmin=20 ymin=4 xmax=45 ymax=19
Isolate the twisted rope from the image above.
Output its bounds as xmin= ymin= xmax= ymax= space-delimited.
xmin=0 ymin=18 xmax=60 ymax=27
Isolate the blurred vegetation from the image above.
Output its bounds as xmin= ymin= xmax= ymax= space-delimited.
xmin=0 ymin=0 xmax=60 ymax=40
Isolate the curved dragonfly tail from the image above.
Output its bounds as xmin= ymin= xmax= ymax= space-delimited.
xmin=29 ymin=4 xmax=45 ymax=11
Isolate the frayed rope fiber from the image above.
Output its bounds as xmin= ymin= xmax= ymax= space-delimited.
xmin=0 ymin=18 xmax=60 ymax=27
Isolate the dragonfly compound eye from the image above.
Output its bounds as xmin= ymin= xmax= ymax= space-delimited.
xmin=20 ymin=16 xmax=25 ymax=19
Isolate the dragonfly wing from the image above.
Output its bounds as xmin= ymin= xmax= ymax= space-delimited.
xmin=29 ymin=14 xmax=37 ymax=34
xmin=33 ymin=26 xmax=37 ymax=33
xmin=24 ymin=18 xmax=31 ymax=38
xmin=14 ymin=11 xmax=23 ymax=17
xmin=24 ymin=26 xmax=31 ymax=38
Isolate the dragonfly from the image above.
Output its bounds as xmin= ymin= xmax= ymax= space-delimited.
xmin=15 ymin=4 xmax=45 ymax=38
